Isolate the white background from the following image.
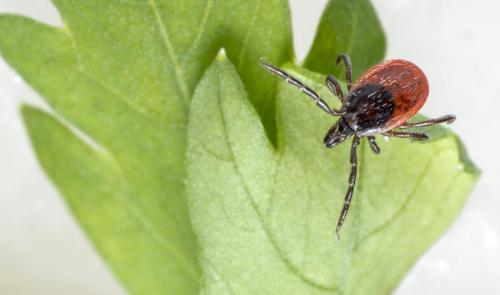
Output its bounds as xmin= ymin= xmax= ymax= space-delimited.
xmin=1 ymin=0 xmax=499 ymax=294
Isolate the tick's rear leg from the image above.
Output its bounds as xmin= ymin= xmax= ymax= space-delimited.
xmin=399 ymin=114 xmax=456 ymax=129
xmin=336 ymin=136 xmax=360 ymax=239
xmin=383 ymin=130 xmax=429 ymax=140
xmin=367 ymin=136 xmax=380 ymax=154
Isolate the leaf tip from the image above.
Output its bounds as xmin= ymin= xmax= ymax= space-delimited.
xmin=20 ymin=103 xmax=40 ymax=119
xmin=216 ymin=47 xmax=228 ymax=61
xmin=452 ymin=134 xmax=481 ymax=177
xmin=19 ymin=104 xmax=54 ymax=138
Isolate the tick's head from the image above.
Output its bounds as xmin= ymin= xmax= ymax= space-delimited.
xmin=324 ymin=118 xmax=354 ymax=148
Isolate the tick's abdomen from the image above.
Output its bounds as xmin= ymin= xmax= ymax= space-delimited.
xmin=343 ymin=84 xmax=395 ymax=135
xmin=353 ymin=59 xmax=429 ymax=129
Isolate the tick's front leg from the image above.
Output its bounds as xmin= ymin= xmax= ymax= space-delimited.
xmin=336 ymin=53 xmax=353 ymax=90
xmin=326 ymin=75 xmax=344 ymax=103
xmin=260 ymin=58 xmax=343 ymax=116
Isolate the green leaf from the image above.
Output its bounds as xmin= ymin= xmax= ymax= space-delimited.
xmin=187 ymin=57 xmax=478 ymax=294
xmin=2 ymin=0 xmax=480 ymax=294
xmin=303 ymin=0 xmax=386 ymax=80
xmin=0 ymin=0 xmax=292 ymax=294
xmin=22 ymin=106 xmax=199 ymax=294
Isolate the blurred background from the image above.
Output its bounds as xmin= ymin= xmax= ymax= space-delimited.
xmin=1 ymin=0 xmax=498 ymax=294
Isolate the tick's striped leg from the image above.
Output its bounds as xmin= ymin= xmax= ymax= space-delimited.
xmin=398 ymin=114 xmax=456 ymax=129
xmin=367 ymin=136 xmax=380 ymax=154
xmin=326 ymin=75 xmax=344 ymax=102
xmin=383 ymin=130 xmax=429 ymax=140
xmin=336 ymin=136 xmax=360 ymax=240
xmin=260 ymin=58 xmax=342 ymax=116
xmin=336 ymin=53 xmax=353 ymax=90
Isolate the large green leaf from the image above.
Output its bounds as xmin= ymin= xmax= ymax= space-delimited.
xmin=303 ymin=0 xmax=386 ymax=80
xmin=0 ymin=0 xmax=292 ymax=294
xmin=187 ymin=55 xmax=478 ymax=294
xmin=2 ymin=0 xmax=479 ymax=294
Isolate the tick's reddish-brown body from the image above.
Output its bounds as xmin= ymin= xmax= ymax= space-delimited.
xmin=354 ymin=59 xmax=429 ymax=130
xmin=260 ymin=54 xmax=455 ymax=238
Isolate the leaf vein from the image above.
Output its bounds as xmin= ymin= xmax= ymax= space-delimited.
xmin=61 ymin=28 xmax=161 ymax=125
xmin=149 ymin=0 xmax=190 ymax=106
xmin=60 ymin=25 xmax=198 ymax=282
xmin=237 ymin=0 xmax=262 ymax=70
xmin=354 ymin=147 xmax=440 ymax=250
xmin=182 ymin=0 xmax=214 ymax=66
xmin=99 ymin=153 xmax=199 ymax=280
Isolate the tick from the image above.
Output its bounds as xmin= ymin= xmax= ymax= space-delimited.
xmin=260 ymin=54 xmax=456 ymax=239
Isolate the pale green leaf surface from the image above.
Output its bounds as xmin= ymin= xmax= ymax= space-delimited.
xmin=187 ymin=57 xmax=478 ymax=295
xmin=0 ymin=0 xmax=292 ymax=294
xmin=303 ymin=0 xmax=386 ymax=80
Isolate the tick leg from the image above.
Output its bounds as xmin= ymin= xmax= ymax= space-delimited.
xmin=260 ymin=58 xmax=342 ymax=116
xmin=398 ymin=114 xmax=456 ymax=129
xmin=382 ymin=130 xmax=429 ymax=140
xmin=367 ymin=136 xmax=380 ymax=154
xmin=326 ymin=75 xmax=344 ymax=102
xmin=336 ymin=136 xmax=360 ymax=239
xmin=336 ymin=53 xmax=353 ymax=90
